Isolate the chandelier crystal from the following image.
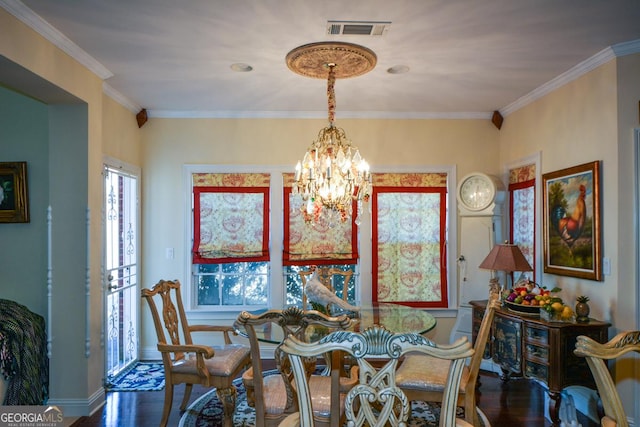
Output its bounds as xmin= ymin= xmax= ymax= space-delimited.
xmin=287 ymin=42 xmax=376 ymax=225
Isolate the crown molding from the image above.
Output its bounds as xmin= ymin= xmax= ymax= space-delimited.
xmin=103 ymin=83 xmax=140 ymax=113
xmin=148 ymin=109 xmax=492 ymax=120
xmin=501 ymin=39 xmax=640 ymax=117
xmin=0 ymin=0 xmax=113 ymax=80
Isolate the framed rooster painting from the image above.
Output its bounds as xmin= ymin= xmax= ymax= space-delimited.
xmin=542 ymin=161 xmax=601 ymax=280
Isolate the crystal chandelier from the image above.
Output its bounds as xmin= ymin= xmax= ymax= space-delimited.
xmin=286 ymin=42 xmax=376 ymax=224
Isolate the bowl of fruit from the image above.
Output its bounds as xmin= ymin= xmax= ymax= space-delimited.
xmin=503 ymin=282 xmax=563 ymax=316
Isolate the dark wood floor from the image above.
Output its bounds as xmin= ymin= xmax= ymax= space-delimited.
xmin=70 ymin=367 xmax=599 ymax=427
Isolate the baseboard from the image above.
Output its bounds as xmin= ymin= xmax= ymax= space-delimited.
xmin=47 ymin=386 xmax=105 ymax=417
xmin=480 ymin=358 xmax=502 ymax=374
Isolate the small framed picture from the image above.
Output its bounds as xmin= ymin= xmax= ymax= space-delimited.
xmin=0 ymin=161 xmax=30 ymax=223
xmin=542 ymin=161 xmax=601 ymax=280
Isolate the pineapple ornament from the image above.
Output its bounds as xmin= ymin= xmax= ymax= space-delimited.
xmin=575 ymin=295 xmax=590 ymax=323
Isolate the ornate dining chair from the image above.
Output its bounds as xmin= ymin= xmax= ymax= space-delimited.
xmin=141 ymin=280 xmax=250 ymax=427
xmin=395 ymin=281 xmax=500 ymax=426
xmin=299 ymin=266 xmax=354 ymax=312
xmin=279 ymin=325 xmax=475 ymax=427
xmin=574 ymin=330 xmax=640 ymax=427
xmin=235 ymin=307 xmax=357 ymax=427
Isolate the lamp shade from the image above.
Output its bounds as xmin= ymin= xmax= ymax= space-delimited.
xmin=478 ymin=243 xmax=533 ymax=273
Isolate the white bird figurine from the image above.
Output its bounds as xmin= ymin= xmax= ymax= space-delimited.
xmin=304 ymin=272 xmax=360 ymax=312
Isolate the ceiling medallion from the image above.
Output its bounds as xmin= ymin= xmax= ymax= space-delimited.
xmin=286 ymin=42 xmax=376 ymax=226
xmin=286 ymin=42 xmax=377 ymax=79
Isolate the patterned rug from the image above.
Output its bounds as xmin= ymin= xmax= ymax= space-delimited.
xmin=105 ymin=361 xmax=165 ymax=391
xmin=179 ymin=371 xmax=488 ymax=427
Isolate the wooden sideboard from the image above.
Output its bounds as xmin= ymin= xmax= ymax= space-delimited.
xmin=470 ymin=299 xmax=610 ymax=425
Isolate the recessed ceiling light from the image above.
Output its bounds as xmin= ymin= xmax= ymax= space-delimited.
xmin=230 ymin=63 xmax=253 ymax=72
xmin=387 ymin=65 xmax=410 ymax=74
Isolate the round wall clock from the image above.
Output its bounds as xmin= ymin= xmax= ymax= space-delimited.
xmin=457 ymin=172 xmax=501 ymax=212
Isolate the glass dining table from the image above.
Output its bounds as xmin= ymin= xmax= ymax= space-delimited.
xmin=234 ymin=302 xmax=437 ymax=344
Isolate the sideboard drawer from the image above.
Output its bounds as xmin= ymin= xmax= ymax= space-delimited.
xmin=525 ymin=343 xmax=549 ymax=360
xmin=525 ymin=326 xmax=549 ymax=345
xmin=525 ymin=360 xmax=549 ymax=384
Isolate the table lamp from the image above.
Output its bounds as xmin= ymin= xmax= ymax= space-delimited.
xmin=478 ymin=242 xmax=533 ymax=299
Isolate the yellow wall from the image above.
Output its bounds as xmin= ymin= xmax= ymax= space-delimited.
xmin=499 ymin=61 xmax=620 ymax=323
xmin=103 ymin=95 xmax=142 ymax=164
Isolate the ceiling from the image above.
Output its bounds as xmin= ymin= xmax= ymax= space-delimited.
xmin=5 ymin=0 xmax=640 ymax=119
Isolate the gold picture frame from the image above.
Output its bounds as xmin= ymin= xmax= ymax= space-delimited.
xmin=0 ymin=161 xmax=30 ymax=223
xmin=542 ymin=161 xmax=601 ymax=280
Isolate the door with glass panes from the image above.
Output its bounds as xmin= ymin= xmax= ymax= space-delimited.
xmin=103 ymin=163 xmax=140 ymax=382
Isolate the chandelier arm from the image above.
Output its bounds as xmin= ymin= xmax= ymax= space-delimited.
xmin=327 ymin=65 xmax=336 ymax=125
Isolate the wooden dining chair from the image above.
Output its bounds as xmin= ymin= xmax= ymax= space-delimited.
xmin=396 ymin=281 xmax=500 ymax=426
xmin=235 ymin=306 xmax=357 ymax=427
xmin=299 ymin=266 xmax=354 ymax=312
xmin=141 ymin=279 xmax=251 ymax=427
xmin=574 ymin=330 xmax=640 ymax=427
xmin=280 ymin=325 xmax=475 ymax=427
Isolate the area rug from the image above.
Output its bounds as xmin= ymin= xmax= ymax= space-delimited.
xmin=179 ymin=370 xmax=489 ymax=427
xmin=105 ymin=361 xmax=165 ymax=391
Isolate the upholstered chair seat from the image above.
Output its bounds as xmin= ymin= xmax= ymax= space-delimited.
xmin=396 ymin=356 xmax=470 ymax=393
xmin=171 ymin=344 xmax=249 ymax=382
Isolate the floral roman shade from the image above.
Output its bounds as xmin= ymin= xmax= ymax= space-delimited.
xmin=192 ymin=173 xmax=270 ymax=264
xmin=282 ymin=173 xmax=358 ymax=265
xmin=372 ymin=173 xmax=448 ymax=308
xmin=509 ymin=164 xmax=535 ymax=280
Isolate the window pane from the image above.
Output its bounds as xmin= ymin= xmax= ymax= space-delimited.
xmin=195 ymin=261 xmax=268 ymax=307
xmin=284 ymin=265 xmax=357 ymax=307
xmin=222 ymin=263 xmax=242 ymax=273
xmin=222 ymin=274 xmax=243 ymax=305
xmin=197 ymin=275 xmax=220 ymax=305
xmin=245 ymin=275 xmax=268 ymax=305
xmin=197 ymin=264 xmax=217 ymax=274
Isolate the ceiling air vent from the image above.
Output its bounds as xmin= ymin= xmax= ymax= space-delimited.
xmin=327 ymin=21 xmax=391 ymax=36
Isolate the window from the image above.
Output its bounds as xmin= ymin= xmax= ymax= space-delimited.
xmin=372 ymin=173 xmax=449 ymax=308
xmin=191 ymin=173 xmax=270 ymax=309
xmin=509 ymin=164 xmax=536 ymax=281
xmin=282 ymin=173 xmax=359 ymax=306
xmin=195 ymin=262 xmax=269 ymax=306
xmin=184 ymin=166 xmax=458 ymax=315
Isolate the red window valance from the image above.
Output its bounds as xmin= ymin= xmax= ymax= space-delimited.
xmin=282 ymin=173 xmax=358 ymax=265
xmin=372 ymin=173 xmax=448 ymax=308
xmin=192 ymin=173 xmax=270 ymax=264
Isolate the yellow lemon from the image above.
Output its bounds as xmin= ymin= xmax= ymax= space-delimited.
xmin=561 ymin=306 xmax=573 ymax=319
xmin=551 ymin=302 xmax=564 ymax=312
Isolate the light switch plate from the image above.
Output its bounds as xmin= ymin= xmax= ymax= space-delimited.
xmin=602 ymin=257 xmax=611 ymax=275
